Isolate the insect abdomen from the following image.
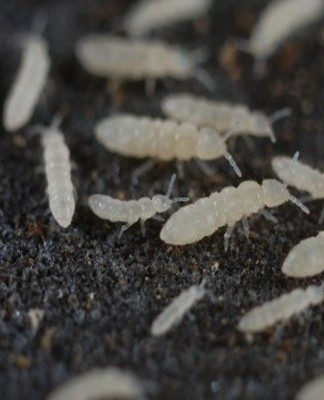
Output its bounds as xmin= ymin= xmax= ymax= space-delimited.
xmin=43 ymin=130 xmax=75 ymax=228
xmin=4 ymin=36 xmax=50 ymax=132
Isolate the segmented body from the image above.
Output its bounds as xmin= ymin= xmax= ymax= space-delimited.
xmin=151 ymin=283 xmax=205 ymax=336
xmin=249 ymin=0 xmax=324 ymax=62
xmin=95 ymin=114 xmax=232 ymax=162
xmin=4 ymin=36 xmax=50 ymax=132
xmin=282 ymin=232 xmax=324 ymax=278
xmin=124 ymin=0 xmax=211 ymax=37
xmin=76 ymin=35 xmax=193 ymax=80
xmin=296 ymin=374 xmax=324 ymax=400
xmin=89 ymin=193 xmax=173 ymax=225
xmin=160 ymin=179 xmax=308 ymax=245
xmin=162 ymin=93 xmax=275 ymax=141
xmin=42 ymin=127 xmax=75 ymax=228
xmin=238 ymin=285 xmax=324 ymax=333
xmin=48 ymin=367 xmax=144 ymax=400
xmin=272 ymin=155 xmax=324 ymax=199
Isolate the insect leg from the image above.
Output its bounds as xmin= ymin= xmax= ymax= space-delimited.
xmin=319 ymin=203 xmax=324 ymax=224
xmin=260 ymin=209 xmax=278 ymax=223
xmin=242 ymin=217 xmax=250 ymax=240
xmin=288 ymin=194 xmax=310 ymax=214
xmin=194 ymin=159 xmax=215 ymax=177
xmin=118 ymin=223 xmax=132 ymax=240
xmin=224 ymin=225 xmax=235 ymax=252
xmin=132 ymin=160 xmax=156 ymax=184
xmin=140 ymin=219 xmax=146 ymax=237
xmin=224 ymin=152 xmax=242 ymax=177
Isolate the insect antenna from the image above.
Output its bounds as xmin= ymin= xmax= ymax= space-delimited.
xmin=287 ymin=193 xmax=310 ymax=214
xmin=224 ymin=152 xmax=242 ymax=177
xmin=165 ymin=174 xmax=190 ymax=204
xmin=270 ymin=108 xmax=292 ymax=124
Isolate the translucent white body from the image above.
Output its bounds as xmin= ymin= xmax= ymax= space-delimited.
xmin=296 ymin=374 xmax=324 ymax=400
xmin=249 ymin=0 xmax=324 ymax=61
xmin=3 ymin=36 xmax=50 ymax=132
xmin=76 ymin=35 xmax=193 ymax=80
xmin=47 ymin=367 xmax=144 ymax=400
xmin=282 ymin=232 xmax=324 ymax=278
xmin=89 ymin=192 xmax=174 ymax=226
xmin=151 ymin=283 xmax=205 ymax=336
xmin=160 ymin=179 xmax=308 ymax=245
xmin=238 ymin=285 xmax=324 ymax=333
xmin=124 ymin=0 xmax=211 ymax=36
xmin=162 ymin=93 xmax=275 ymax=141
xmin=272 ymin=156 xmax=324 ymax=199
xmin=42 ymin=127 xmax=75 ymax=228
xmin=95 ymin=115 xmax=240 ymax=176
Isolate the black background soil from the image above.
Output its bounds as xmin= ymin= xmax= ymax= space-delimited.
xmin=1 ymin=1 xmax=324 ymax=399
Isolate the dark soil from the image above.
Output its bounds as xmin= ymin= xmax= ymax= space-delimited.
xmin=1 ymin=1 xmax=324 ymax=399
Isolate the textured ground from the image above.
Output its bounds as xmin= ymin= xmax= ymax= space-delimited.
xmin=1 ymin=1 xmax=324 ymax=399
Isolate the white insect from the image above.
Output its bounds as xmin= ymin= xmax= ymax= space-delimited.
xmin=272 ymin=154 xmax=324 ymax=200
xmin=76 ymin=34 xmax=194 ymax=81
xmin=3 ymin=35 xmax=50 ymax=132
xmin=238 ymin=284 xmax=324 ymax=333
xmin=162 ymin=93 xmax=276 ymax=142
xmin=160 ymin=179 xmax=309 ymax=248
xmin=89 ymin=174 xmax=188 ymax=237
xmin=124 ymin=0 xmax=212 ymax=37
xmin=95 ymin=114 xmax=242 ymax=176
xmin=47 ymin=367 xmax=144 ymax=400
xmin=272 ymin=153 xmax=324 ymax=221
xmin=282 ymin=232 xmax=324 ymax=278
xmin=42 ymin=121 xmax=75 ymax=228
xmin=296 ymin=374 xmax=324 ymax=400
xmin=248 ymin=0 xmax=324 ymax=71
xmin=151 ymin=281 xmax=206 ymax=336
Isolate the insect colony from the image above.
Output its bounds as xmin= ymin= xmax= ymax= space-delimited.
xmin=3 ymin=0 xmax=324 ymax=398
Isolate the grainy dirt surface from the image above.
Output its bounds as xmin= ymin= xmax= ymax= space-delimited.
xmin=1 ymin=1 xmax=324 ymax=399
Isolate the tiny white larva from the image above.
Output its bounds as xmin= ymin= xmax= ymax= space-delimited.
xmin=95 ymin=114 xmax=242 ymax=176
xmin=151 ymin=281 xmax=206 ymax=336
xmin=238 ymin=284 xmax=324 ymax=333
xmin=160 ymin=179 xmax=309 ymax=248
xmin=161 ymin=93 xmax=276 ymax=142
xmin=89 ymin=174 xmax=188 ymax=237
xmin=272 ymin=154 xmax=324 ymax=200
xmin=47 ymin=367 xmax=144 ymax=400
xmin=76 ymin=35 xmax=194 ymax=81
xmin=249 ymin=0 xmax=324 ymax=67
xmin=124 ymin=0 xmax=212 ymax=37
xmin=296 ymin=374 xmax=324 ymax=400
xmin=282 ymin=232 xmax=324 ymax=278
xmin=3 ymin=35 xmax=50 ymax=132
xmin=42 ymin=121 xmax=75 ymax=228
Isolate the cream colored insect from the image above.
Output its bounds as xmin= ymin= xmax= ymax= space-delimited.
xmin=238 ymin=284 xmax=324 ymax=333
xmin=272 ymin=153 xmax=324 ymax=221
xmin=89 ymin=174 xmax=188 ymax=237
xmin=248 ymin=0 xmax=324 ymax=72
xmin=47 ymin=367 xmax=144 ymax=400
xmin=296 ymin=373 xmax=324 ymax=400
xmin=162 ymin=93 xmax=277 ymax=142
xmin=272 ymin=154 xmax=324 ymax=199
xmin=124 ymin=0 xmax=212 ymax=37
xmin=95 ymin=114 xmax=241 ymax=176
xmin=151 ymin=281 xmax=206 ymax=336
xmin=160 ymin=179 xmax=309 ymax=249
xmin=282 ymin=232 xmax=324 ymax=278
xmin=3 ymin=35 xmax=50 ymax=132
xmin=42 ymin=121 xmax=75 ymax=228
xmin=76 ymin=34 xmax=194 ymax=81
